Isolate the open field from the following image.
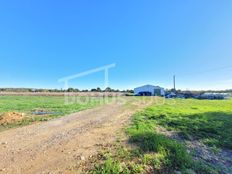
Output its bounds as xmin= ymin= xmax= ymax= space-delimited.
xmin=0 ymin=92 xmax=125 ymax=97
xmin=145 ymin=99 xmax=232 ymax=149
xmin=1 ymin=96 xmax=232 ymax=173
xmin=89 ymin=98 xmax=232 ymax=174
xmin=0 ymin=97 xmax=152 ymax=174
xmin=0 ymin=96 xmax=103 ymax=131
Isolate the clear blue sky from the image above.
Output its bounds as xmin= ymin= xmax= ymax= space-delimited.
xmin=0 ymin=0 xmax=232 ymax=90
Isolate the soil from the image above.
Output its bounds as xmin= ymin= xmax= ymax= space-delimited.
xmin=0 ymin=112 xmax=25 ymax=125
xmin=0 ymin=98 xmax=151 ymax=174
xmin=156 ymin=126 xmax=232 ymax=174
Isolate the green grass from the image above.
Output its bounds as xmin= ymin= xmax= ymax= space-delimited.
xmin=0 ymin=96 xmax=103 ymax=131
xmin=90 ymin=98 xmax=232 ymax=174
xmin=143 ymin=99 xmax=232 ymax=149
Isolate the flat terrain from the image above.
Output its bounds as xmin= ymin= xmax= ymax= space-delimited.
xmin=0 ymin=92 xmax=124 ymax=97
xmin=1 ymin=97 xmax=232 ymax=174
xmin=90 ymin=99 xmax=232 ymax=174
xmin=0 ymin=97 xmax=152 ymax=174
xmin=0 ymin=96 xmax=103 ymax=114
xmin=0 ymin=96 xmax=102 ymax=131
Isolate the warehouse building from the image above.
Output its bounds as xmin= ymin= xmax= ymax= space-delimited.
xmin=134 ymin=85 xmax=165 ymax=96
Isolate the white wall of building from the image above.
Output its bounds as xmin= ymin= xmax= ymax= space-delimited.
xmin=134 ymin=85 xmax=165 ymax=96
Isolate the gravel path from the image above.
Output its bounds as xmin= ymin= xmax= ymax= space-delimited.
xmin=0 ymin=98 xmax=151 ymax=174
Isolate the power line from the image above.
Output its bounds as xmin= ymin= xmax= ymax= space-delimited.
xmin=177 ymin=65 xmax=232 ymax=78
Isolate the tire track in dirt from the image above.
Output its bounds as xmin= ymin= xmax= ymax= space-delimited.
xmin=0 ymin=97 xmax=152 ymax=174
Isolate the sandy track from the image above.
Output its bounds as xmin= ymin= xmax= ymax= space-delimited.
xmin=0 ymin=98 xmax=151 ymax=174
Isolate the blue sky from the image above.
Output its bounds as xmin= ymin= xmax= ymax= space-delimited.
xmin=0 ymin=0 xmax=232 ymax=90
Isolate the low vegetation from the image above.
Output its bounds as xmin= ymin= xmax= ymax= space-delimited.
xmin=90 ymin=98 xmax=232 ymax=174
xmin=146 ymin=99 xmax=232 ymax=149
xmin=0 ymin=96 xmax=102 ymax=131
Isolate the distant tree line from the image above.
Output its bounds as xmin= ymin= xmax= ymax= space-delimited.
xmin=0 ymin=87 xmax=134 ymax=93
xmin=1 ymin=87 xmax=231 ymax=94
xmin=166 ymin=88 xmax=232 ymax=95
xmin=180 ymin=89 xmax=232 ymax=94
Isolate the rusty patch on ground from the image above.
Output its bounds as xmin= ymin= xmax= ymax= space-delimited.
xmin=0 ymin=112 xmax=25 ymax=125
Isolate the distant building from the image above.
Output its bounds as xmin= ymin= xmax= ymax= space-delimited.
xmin=134 ymin=85 xmax=165 ymax=96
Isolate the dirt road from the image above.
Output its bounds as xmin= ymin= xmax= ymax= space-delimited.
xmin=0 ymin=98 xmax=152 ymax=174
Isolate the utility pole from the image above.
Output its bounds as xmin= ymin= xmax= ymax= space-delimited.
xmin=173 ymin=75 xmax=176 ymax=91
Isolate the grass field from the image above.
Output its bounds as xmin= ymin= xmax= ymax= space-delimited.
xmin=90 ymin=98 xmax=232 ymax=174
xmin=136 ymin=99 xmax=232 ymax=149
xmin=0 ymin=96 xmax=103 ymax=131
xmin=1 ymin=96 xmax=232 ymax=173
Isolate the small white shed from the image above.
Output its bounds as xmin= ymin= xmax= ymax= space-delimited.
xmin=134 ymin=85 xmax=165 ymax=96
